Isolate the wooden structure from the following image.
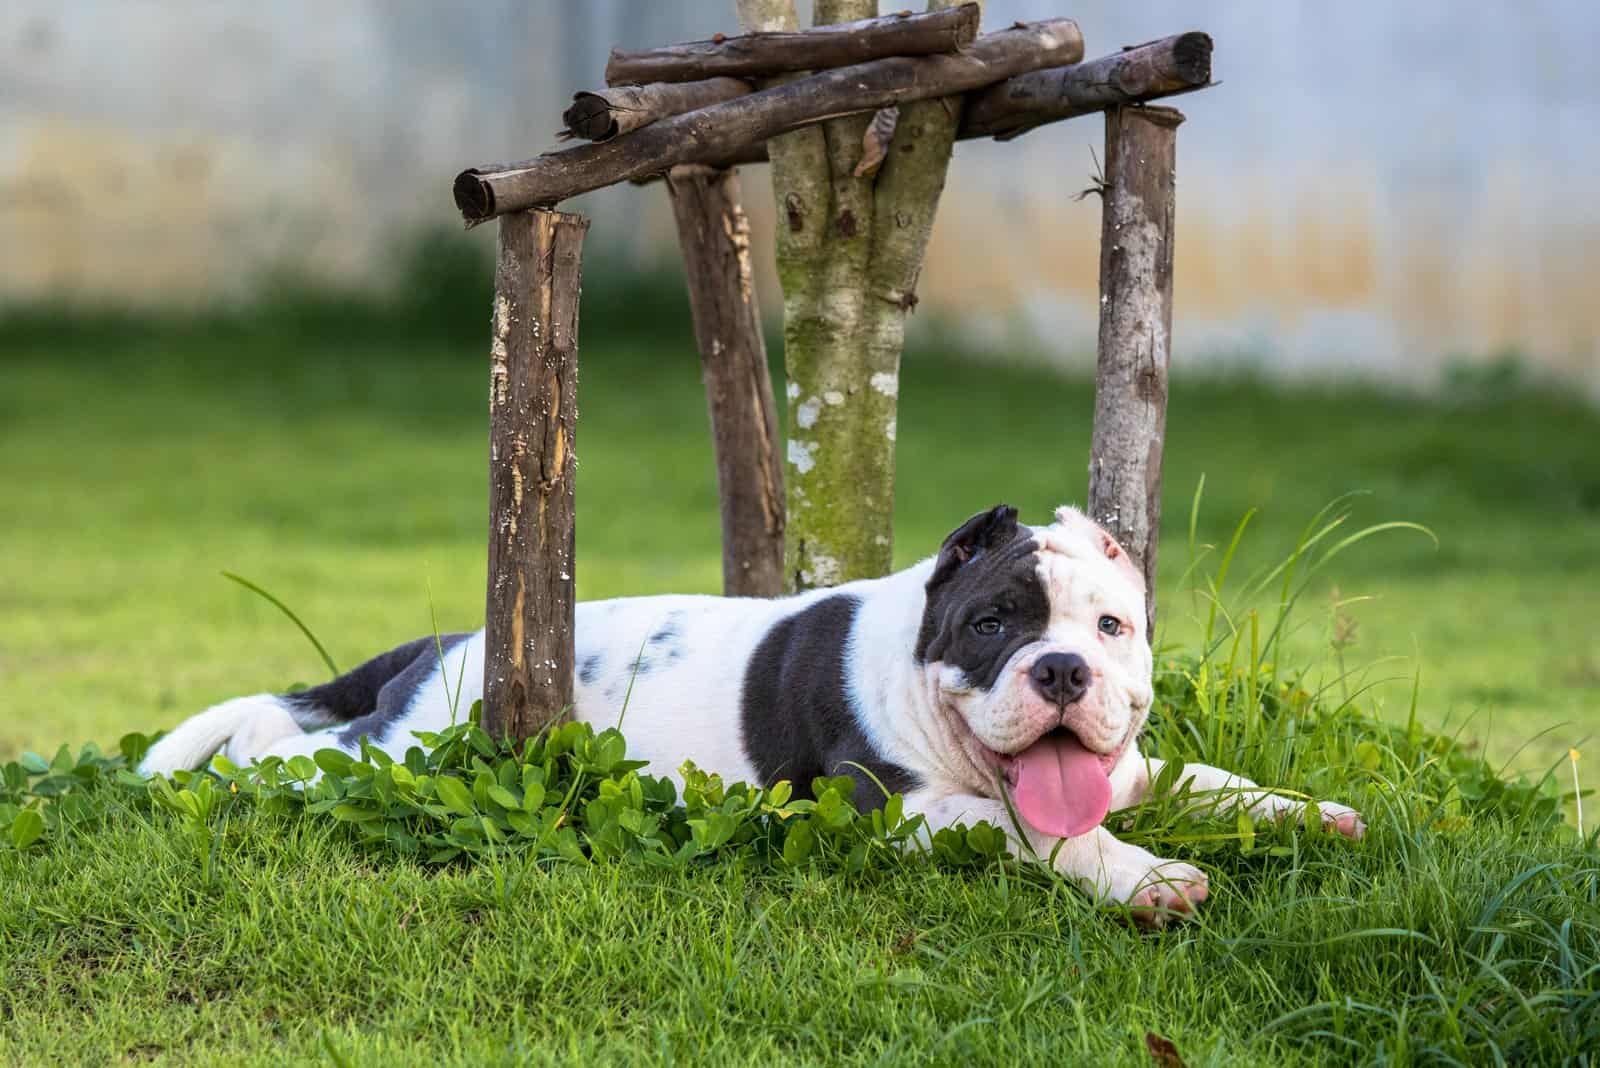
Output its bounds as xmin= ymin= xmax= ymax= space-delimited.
xmin=455 ymin=3 xmax=1213 ymax=742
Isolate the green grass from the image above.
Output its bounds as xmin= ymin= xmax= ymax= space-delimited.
xmin=2 ymin=283 xmax=1599 ymax=1064
xmin=2 ymin=791 xmax=1591 ymax=1065
xmin=3 ymin=615 xmax=1593 ymax=1065
xmin=2 ymin=627 xmax=1592 ymax=1065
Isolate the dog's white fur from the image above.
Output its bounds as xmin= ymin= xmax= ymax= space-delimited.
xmin=141 ymin=508 xmax=1362 ymax=925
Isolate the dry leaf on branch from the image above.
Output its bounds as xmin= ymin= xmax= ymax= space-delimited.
xmin=854 ymin=106 xmax=901 ymax=177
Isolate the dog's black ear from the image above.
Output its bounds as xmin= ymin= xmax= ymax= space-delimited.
xmin=928 ymin=505 xmax=1019 ymax=588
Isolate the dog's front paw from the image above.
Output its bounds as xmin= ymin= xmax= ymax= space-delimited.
xmin=1114 ymin=859 xmax=1209 ymax=929
xmin=1257 ymin=795 xmax=1366 ymax=840
xmin=1312 ymin=801 xmax=1366 ymax=839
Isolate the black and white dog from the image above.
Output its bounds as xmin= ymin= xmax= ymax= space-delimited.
xmin=141 ymin=505 xmax=1362 ymax=923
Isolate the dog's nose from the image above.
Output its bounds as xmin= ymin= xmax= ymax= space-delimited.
xmin=1029 ymin=652 xmax=1091 ymax=706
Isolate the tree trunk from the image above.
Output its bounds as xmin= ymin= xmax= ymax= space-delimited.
xmin=664 ymin=164 xmax=786 ymax=597
xmin=484 ymin=209 xmax=589 ymax=743
xmin=737 ymin=0 xmax=981 ymax=591
xmin=1086 ymin=106 xmax=1182 ymax=641
xmin=857 ymin=0 xmax=973 ymax=553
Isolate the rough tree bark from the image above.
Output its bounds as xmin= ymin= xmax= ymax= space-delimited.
xmin=1086 ymin=106 xmax=1182 ymax=641
xmin=664 ymin=164 xmax=786 ymax=597
xmin=563 ymin=79 xmax=752 ymax=143
xmin=737 ymin=0 xmax=982 ymax=591
xmin=620 ymin=32 xmax=1209 ymax=176
xmin=606 ymin=5 xmax=979 ymax=85
xmin=484 ymin=209 xmax=589 ymax=743
xmin=960 ymin=32 xmax=1211 ymax=140
xmin=454 ymin=18 xmax=1079 ymax=223
xmin=858 ymin=0 xmax=974 ymax=549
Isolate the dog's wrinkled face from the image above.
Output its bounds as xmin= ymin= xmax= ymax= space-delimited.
xmin=914 ymin=504 xmax=1155 ymax=836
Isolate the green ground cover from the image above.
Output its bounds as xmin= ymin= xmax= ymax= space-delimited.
xmin=2 ymin=278 xmax=1597 ymax=1064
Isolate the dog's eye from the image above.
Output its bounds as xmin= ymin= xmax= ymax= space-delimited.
xmin=1097 ymin=615 xmax=1122 ymax=636
xmin=972 ymin=617 xmax=1003 ymax=636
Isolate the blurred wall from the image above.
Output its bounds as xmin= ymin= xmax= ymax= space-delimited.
xmin=3 ymin=1 xmax=1596 ymax=394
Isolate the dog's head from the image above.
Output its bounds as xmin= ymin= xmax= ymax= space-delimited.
xmin=914 ymin=504 xmax=1154 ymax=837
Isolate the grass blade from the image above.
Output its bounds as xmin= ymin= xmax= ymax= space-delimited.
xmin=220 ymin=571 xmax=340 ymax=677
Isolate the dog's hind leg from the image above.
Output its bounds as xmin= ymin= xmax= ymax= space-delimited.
xmin=139 ymin=694 xmax=300 ymax=776
xmin=141 ymin=634 xmax=475 ymax=777
xmin=221 ymin=701 xmax=304 ymax=766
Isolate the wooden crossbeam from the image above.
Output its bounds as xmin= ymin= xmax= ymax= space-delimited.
xmin=616 ymin=33 xmax=1213 ymax=176
xmin=961 ymin=32 xmax=1212 ymax=140
xmin=604 ymin=4 xmax=979 ymax=85
xmin=453 ymin=19 xmax=1083 ymax=223
xmin=562 ymin=80 xmax=751 ymax=143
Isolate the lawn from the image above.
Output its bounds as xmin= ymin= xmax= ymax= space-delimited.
xmin=2 ymin=282 xmax=1598 ymax=1065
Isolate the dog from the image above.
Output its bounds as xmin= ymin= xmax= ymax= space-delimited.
xmin=140 ymin=504 xmax=1363 ymax=924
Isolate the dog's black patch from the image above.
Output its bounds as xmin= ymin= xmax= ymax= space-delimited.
xmin=286 ymin=634 xmax=469 ymax=746
xmin=286 ymin=634 xmax=467 ymax=725
xmin=915 ymin=505 xmax=1050 ymax=691
xmin=335 ymin=633 xmax=472 ymax=745
xmin=578 ymin=653 xmax=602 ymax=686
xmin=740 ymin=595 xmax=919 ymax=810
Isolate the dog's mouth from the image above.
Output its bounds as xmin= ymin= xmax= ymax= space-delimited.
xmin=988 ymin=726 xmax=1126 ymax=839
xmin=992 ymin=726 xmax=1127 ymax=783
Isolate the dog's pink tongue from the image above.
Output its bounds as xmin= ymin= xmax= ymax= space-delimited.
xmin=1011 ymin=732 xmax=1112 ymax=839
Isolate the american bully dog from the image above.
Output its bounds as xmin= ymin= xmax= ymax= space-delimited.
xmin=141 ymin=505 xmax=1363 ymax=924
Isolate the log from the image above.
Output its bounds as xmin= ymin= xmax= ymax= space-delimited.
xmin=961 ymin=32 xmax=1211 ymax=141
xmin=1086 ymin=106 xmax=1182 ymax=641
xmin=623 ymin=33 xmax=1213 ymax=177
xmin=454 ymin=19 xmax=1084 ymax=223
xmin=664 ymin=165 xmax=786 ymax=597
xmin=483 ymin=209 xmax=589 ymax=743
xmin=562 ymin=79 xmax=751 ymax=143
xmin=604 ymin=4 xmax=980 ymax=86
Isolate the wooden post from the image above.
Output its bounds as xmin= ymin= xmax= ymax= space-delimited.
xmin=1087 ymin=105 xmax=1182 ymax=640
xmin=484 ymin=209 xmax=589 ymax=742
xmin=664 ymin=164 xmax=786 ymax=597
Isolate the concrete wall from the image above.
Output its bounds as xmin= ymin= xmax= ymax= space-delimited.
xmin=3 ymin=1 xmax=1595 ymax=393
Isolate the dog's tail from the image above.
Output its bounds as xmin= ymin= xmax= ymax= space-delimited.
xmin=138 ymin=694 xmax=302 ymax=776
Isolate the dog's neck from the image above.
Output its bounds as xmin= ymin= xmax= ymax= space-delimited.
xmin=846 ymin=560 xmax=999 ymax=796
